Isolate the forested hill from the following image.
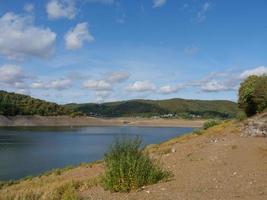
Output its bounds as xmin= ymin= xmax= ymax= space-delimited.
xmin=0 ymin=90 xmax=79 ymax=116
xmin=67 ymin=98 xmax=238 ymax=119
xmin=0 ymin=90 xmax=238 ymax=119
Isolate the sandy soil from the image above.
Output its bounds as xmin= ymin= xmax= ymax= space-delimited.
xmin=1 ymin=121 xmax=266 ymax=200
xmin=0 ymin=115 xmax=204 ymax=127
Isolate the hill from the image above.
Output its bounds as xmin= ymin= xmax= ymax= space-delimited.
xmin=0 ymin=90 xmax=79 ymax=116
xmin=67 ymin=98 xmax=238 ymax=119
xmin=0 ymin=90 xmax=238 ymax=119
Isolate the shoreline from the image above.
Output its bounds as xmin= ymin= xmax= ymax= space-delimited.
xmin=0 ymin=115 xmax=204 ymax=128
xmin=2 ymin=121 xmax=267 ymax=199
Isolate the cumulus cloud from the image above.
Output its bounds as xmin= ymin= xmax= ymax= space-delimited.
xmin=83 ymin=80 xmax=112 ymax=91
xmin=190 ymin=66 xmax=267 ymax=93
xmin=82 ymin=72 xmax=129 ymax=101
xmin=24 ymin=3 xmax=34 ymax=12
xmin=0 ymin=64 xmax=31 ymax=91
xmin=95 ymin=91 xmax=112 ymax=102
xmin=159 ymin=85 xmax=183 ymax=94
xmin=65 ymin=22 xmax=94 ymax=50
xmin=127 ymin=81 xmax=156 ymax=92
xmin=106 ymin=72 xmax=129 ymax=83
xmin=0 ymin=64 xmax=26 ymax=84
xmin=239 ymin=66 xmax=267 ymax=79
xmin=47 ymin=0 xmax=76 ymax=20
xmin=31 ymin=79 xmax=72 ymax=90
xmin=197 ymin=2 xmax=211 ymax=22
xmin=200 ymin=80 xmax=233 ymax=92
xmin=0 ymin=12 xmax=56 ymax=60
xmin=153 ymin=0 xmax=167 ymax=8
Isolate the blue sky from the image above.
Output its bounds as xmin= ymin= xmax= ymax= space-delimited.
xmin=0 ymin=0 xmax=266 ymax=104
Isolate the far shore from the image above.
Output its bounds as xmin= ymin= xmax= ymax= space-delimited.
xmin=0 ymin=115 xmax=204 ymax=128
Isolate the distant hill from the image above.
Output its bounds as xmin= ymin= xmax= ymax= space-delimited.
xmin=0 ymin=90 xmax=79 ymax=116
xmin=67 ymin=98 xmax=238 ymax=119
xmin=0 ymin=90 xmax=238 ymax=119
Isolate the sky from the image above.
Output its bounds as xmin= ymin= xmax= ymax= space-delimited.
xmin=0 ymin=0 xmax=266 ymax=104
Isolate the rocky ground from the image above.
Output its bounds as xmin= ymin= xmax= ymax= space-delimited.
xmin=242 ymin=112 xmax=267 ymax=137
xmin=0 ymin=120 xmax=266 ymax=200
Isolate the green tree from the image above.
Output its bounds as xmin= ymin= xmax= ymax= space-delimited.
xmin=238 ymin=75 xmax=267 ymax=116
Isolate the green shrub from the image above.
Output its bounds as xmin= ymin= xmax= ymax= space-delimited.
xmin=102 ymin=137 xmax=170 ymax=192
xmin=193 ymin=129 xmax=203 ymax=135
xmin=236 ymin=111 xmax=247 ymax=121
xmin=203 ymin=120 xmax=220 ymax=130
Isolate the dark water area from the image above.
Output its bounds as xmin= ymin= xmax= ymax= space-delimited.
xmin=0 ymin=126 xmax=194 ymax=181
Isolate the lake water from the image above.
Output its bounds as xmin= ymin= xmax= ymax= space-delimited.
xmin=0 ymin=126 xmax=194 ymax=181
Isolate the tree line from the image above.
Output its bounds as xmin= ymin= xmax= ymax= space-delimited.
xmin=0 ymin=90 xmax=81 ymax=116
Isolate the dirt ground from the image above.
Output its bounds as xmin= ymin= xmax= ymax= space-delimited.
xmin=0 ymin=115 xmax=204 ymax=127
xmin=1 ymin=121 xmax=266 ymax=200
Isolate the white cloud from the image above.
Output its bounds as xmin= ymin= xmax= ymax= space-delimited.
xmin=24 ymin=3 xmax=34 ymax=12
xmin=0 ymin=64 xmax=25 ymax=84
xmin=65 ymin=22 xmax=94 ymax=50
xmin=197 ymin=2 xmax=211 ymax=22
xmin=0 ymin=12 xmax=56 ymax=60
xmin=106 ymin=72 xmax=129 ymax=83
xmin=83 ymin=72 xmax=129 ymax=101
xmin=127 ymin=81 xmax=156 ymax=92
xmin=49 ymin=79 xmax=72 ymax=90
xmin=83 ymin=80 xmax=112 ymax=91
xmin=46 ymin=0 xmax=76 ymax=20
xmin=191 ymin=66 xmax=267 ymax=93
xmin=239 ymin=66 xmax=267 ymax=79
xmin=200 ymin=80 xmax=232 ymax=92
xmin=31 ymin=79 xmax=72 ymax=90
xmin=159 ymin=85 xmax=182 ymax=94
xmin=153 ymin=0 xmax=167 ymax=8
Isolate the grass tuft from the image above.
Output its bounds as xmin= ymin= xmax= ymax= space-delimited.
xmin=52 ymin=181 xmax=80 ymax=200
xmin=102 ymin=137 xmax=171 ymax=192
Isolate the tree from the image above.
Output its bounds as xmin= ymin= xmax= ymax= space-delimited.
xmin=238 ymin=75 xmax=267 ymax=116
xmin=253 ymin=75 xmax=267 ymax=113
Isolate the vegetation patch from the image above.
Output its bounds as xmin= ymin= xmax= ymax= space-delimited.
xmin=67 ymin=98 xmax=238 ymax=119
xmin=203 ymin=120 xmax=221 ymax=130
xmin=52 ymin=181 xmax=80 ymax=200
xmin=238 ymin=75 xmax=267 ymax=116
xmin=102 ymin=137 xmax=171 ymax=192
xmin=0 ymin=90 xmax=82 ymax=116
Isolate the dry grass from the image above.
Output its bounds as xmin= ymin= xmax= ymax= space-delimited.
xmin=146 ymin=120 xmax=236 ymax=155
xmin=0 ymin=163 xmax=102 ymax=200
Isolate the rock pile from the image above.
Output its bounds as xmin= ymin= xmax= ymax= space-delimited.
xmin=242 ymin=113 xmax=267 ymax=137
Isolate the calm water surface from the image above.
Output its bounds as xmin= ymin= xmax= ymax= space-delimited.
xmin=0 ymin=126 xmax=194 ymax=181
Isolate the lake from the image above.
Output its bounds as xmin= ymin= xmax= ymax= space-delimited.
xmin=0 ymin=126 xmax=194 ymax=181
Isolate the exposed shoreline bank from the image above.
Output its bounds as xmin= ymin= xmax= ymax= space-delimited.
xmin=0 ymin=115 xmax=204 ymax=128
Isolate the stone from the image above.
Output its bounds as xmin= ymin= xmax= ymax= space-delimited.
xmin=241 ymin=113 xmax=267 ymax=137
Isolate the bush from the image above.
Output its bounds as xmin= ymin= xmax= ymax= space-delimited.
xmin=102 ymin=137 xmax=170 ymax=192
xmin=193 ymin=129 xmax=203 ymax=135
xmin=203 ymin=120 xmax=220 ymax=130
xmin=236 ymin=111 xmax=247 ymax=121
xmin=238 ymin=75 xmax=267 ymax=116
